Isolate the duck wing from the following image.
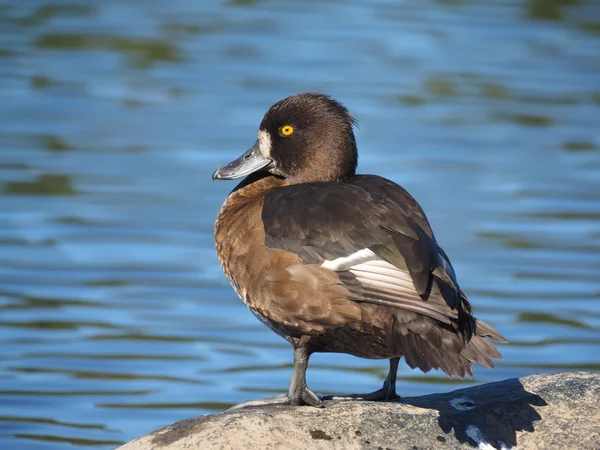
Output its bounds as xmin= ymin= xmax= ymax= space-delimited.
xmin=262 ymin=175 xmax=506 ymax=375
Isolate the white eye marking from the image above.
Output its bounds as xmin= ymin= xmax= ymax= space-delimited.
xmin=258 ymin=130 xmax=272 ymax=159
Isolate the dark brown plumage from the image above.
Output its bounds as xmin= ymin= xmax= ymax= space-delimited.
xmin=213 ymin=93 xmax=506 ymax=408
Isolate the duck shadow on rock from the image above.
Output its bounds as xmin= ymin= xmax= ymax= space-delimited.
xmin=400 ymin=378 xmax=547 ymax=449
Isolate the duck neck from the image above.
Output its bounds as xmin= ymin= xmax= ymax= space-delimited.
xmin=229 ymin=171 xmax=288 ymax=198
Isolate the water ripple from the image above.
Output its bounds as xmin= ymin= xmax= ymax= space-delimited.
xmin=0 ymin=0 xmax=599 ymax=449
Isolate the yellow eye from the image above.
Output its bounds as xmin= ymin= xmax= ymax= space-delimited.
xmin=280 ymin=125 xmax=294 ymax=136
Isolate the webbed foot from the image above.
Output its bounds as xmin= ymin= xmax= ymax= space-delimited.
xmin=228 ymin=345 xmax=324 ymax=411
xmin=322 ymin=386 xmax=399 ymax=402
xmin=228 ymin=387 xmax=322 ymax=411
xmin=322 ymin=356 xmax=401 ymax=403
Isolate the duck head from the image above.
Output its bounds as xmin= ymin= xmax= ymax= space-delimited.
xmin=212 ymin=93 xmax=358 ymax=184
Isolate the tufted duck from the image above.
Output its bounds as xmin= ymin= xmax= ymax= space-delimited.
xmin=213 ymin=93 xmax=506 ymax=409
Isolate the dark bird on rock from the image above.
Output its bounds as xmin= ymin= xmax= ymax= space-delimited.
xmin=213 ymin=93 xmax=507 ymax=409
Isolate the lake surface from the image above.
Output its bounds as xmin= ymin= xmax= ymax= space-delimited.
xmin=0 ymin=0 xmax=599 ymax=448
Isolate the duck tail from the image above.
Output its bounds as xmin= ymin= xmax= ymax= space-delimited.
xmin=458 ymin=319 xmax=507 ymax=370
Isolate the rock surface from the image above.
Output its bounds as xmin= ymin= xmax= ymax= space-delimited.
xmin=119 ymin=372 xmax=600 ymax=450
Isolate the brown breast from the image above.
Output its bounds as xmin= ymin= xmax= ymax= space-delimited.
xmin=214 ymin=175 xmax=362 ymax=338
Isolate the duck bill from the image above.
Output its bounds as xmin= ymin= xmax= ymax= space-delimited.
xmin=212 ymin=140 xmax=272 ymax=180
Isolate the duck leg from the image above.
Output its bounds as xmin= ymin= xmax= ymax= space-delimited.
xmin=323 ymin=357 xmax=401 ymax=402
xmin=228 ymin=345 xmax=323 ymax=410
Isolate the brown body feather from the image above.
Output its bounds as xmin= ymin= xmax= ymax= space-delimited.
xmin=215 ymin=172 xmax=506 ymax=379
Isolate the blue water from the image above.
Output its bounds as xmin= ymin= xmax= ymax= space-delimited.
xmin=0 ymin=0 xmax=599 ymax=448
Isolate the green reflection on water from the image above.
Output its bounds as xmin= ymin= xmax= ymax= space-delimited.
xmin=83 ymin=279 xmax=132 ymax=287
xmin=13 ymin=433 xmax=123 ymax=447
xmin=210 ymin=363 xmax=292 ymax=374
xmin=562 ymin=141 xmax=598 ymax=152
xmin=10 ymin=367 xmax=203 ymax=384
xmin=397 ymin=94 xmax=425 ymax=106
xmin=507 ymin=114 xmax=554 ymax=127
xmin=434 ymin=0 xmax=471 ymax=4
xmin=31 ymin=75 xmax=51 ymax=90
xmin=397 ymin=375 xmax=476 ymax=385
xmin=0 ymin=320 xmax=116 ymax=330
xmin=509 ymin=337 xmax=600 ymax=347
xmin=161 ymin=23 xmax=208 ymax=34
xmin=0 ymin=295 xmax=104 ymax=310
xmin=425 ymin=78 xmax=458 ymax=97
xmin=41 ymin=135 xmax=71 ymax=152
xmin=0 ymin=237 xmax=54 ymax=246
xmin=236 ymin=386 xmax=287 ymax=394
xmin=518 ymin=312 xmax=589 ymax=329
xmin=528 ymin=211 xmax=600 ymax=220
xmin=89 ymin=333 xmax=198 ymax=342
xmin=22 ymin=352 xmax=202 ymax=361
xmin=517 ymin=94 xmax=579 ymax=105
xmin=54 ymin=216 xmax=95 ymax=225
xmin=228 ymin=0 xmax=260 ymax=7
xmin=526 ymin=0 xmax=581 ymax=21
xmin=211 ymin=363 xmax=390 ymax=377
xmin=99 ymin=401 xmax=231 ymax=411
xmin=506 ymin=362 xmax=600 ymax=370
xmin=480 ymin=83 xmax=509 ymax=99
xmin=35 ymin=34 xmax=181 ymax=68
xmin=580 ymin=22 xmax=600 ymax=35
xmin=2 ymin=174 xmax=77 ymax=196
xmin=0 ymin=389 xmax=154 ymax=396
xmin=515 ymin=270 xmax=600 ymax=281
xmin=478 ymin=231 xmax=600 ymax=254
xmin=0 ymin=416 xmax=107 ymax=431
xmin=468 ymin=288 xmax=597 ymax=300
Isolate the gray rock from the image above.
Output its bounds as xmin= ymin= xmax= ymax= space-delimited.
xmin=119 ymin=372 xmax=600 ymax=450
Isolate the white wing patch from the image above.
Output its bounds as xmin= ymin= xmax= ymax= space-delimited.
xmin=322 ymin=248 xmax=456 ymax=323
xmin=321 ymin=248 xmax=378 ymax=271
xmin=350 ymin=259 xmax=417 ymax=298
xmin=322 ymin=248 xmax=418 ymax=299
